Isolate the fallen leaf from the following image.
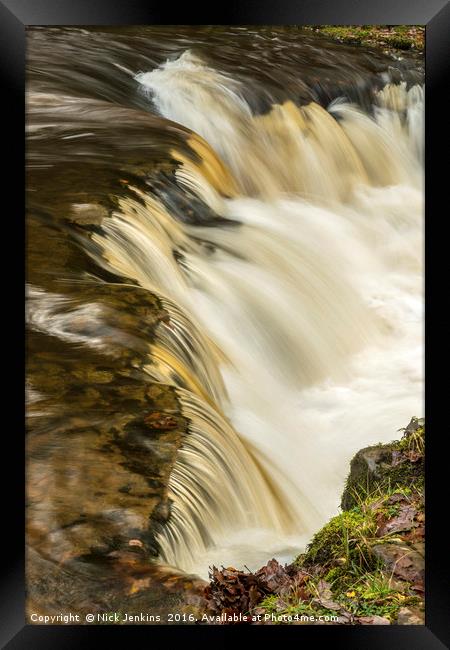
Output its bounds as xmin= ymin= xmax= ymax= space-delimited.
xmin=376 ymin=504 xmax=417 ymax=537
xmin=405 ymin=450 xmax=422 ymax=462
xmin=313 ymin=597 xmax=341 ymax=611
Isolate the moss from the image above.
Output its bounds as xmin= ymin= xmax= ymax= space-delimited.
xmin=305 ymin=26 xmax=424 ymax=52
xmin=284 ymin=419 xmax=425 ymax=624
xmin=341 ymin=421 xmax=425 ymax=511
xmin=290 ymin=494 xmax=422 ymax=622
xmin=206 ymin=419 xmax=424 ymax=625
xmin=297 ymin=509 xmax=377 ymax=569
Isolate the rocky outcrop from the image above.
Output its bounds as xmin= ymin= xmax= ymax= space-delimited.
xmin=26 ymin=282 xmax=209 ymax=622
xmin=201 ymin=418 xmax=425 ymax=625
xmin=341 ymin=417 xmax=424 ymax=510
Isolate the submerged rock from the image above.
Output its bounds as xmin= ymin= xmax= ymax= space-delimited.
xmin=25 ymin=282 xmax=203 ymax=621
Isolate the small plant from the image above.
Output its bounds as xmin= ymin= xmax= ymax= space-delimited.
xmin=399 ymin=420 xmax=425 ymax=456
xmin=337 ymin=571 xmax=420 ymax=621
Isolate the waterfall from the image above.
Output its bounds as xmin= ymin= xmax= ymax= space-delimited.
xmin=80 ymin=51 xmax=424 ymax=576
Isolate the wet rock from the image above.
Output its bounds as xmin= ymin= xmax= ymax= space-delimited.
xmin=26 ymin=315 xmax=189 ymax=615
xmin=26 ymin=547 xmax=207 ymax=624
xmin=70 ymin=203 xmax=109 ymax=225
xmin=144 ymin=412 xmax=179 ymax=430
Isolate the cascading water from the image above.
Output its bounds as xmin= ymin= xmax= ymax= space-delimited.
xmin=26 ymin=27 xmax=423 ymax=584
xmin=86 ymin=54 xmax=424 ymax=575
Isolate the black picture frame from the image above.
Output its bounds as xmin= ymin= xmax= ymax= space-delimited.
xmin=3 ymin=0 xmax=449 ymax=647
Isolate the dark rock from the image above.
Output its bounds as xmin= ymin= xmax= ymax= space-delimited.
xmin=341 ymin=417 xmax=424 ymax=510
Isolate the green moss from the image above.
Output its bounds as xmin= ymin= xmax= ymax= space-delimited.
xmin=255 ymin=420 xmax=425 ymax=625
xmin=341 ymin=421 xmax=424 ymax=511
xmin=297 ymin=509 xmax=377 ymax=569
xmin=214 ymin=419 xmax=424 ymax=626
xmin=305 ymin=26 xmax=424 ymax=52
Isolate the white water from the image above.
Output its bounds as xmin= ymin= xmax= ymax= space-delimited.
xmin=90 ymin=52 xmax=423 ymax=577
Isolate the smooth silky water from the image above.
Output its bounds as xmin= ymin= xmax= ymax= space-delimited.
xmin=26 ymin=27 xmax=423 ymax=582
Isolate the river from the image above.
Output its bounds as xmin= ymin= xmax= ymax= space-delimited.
xmin=26 ymin=26 xmax=423 ymax=610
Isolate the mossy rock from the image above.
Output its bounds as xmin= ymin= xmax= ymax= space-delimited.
xmin=341 ymin=418 xmax=424 ymax=511
xmin=236 ymin=418 xmax=425 ymax=625
xmin=299 ymin=509 xmax=377 ymax=569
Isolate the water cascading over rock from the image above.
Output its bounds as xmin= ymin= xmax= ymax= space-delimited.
xmin=26 ymin=29 xmax=423 ymax=587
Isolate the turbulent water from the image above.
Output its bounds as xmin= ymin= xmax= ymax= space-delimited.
xmin=26 ymin=27 xmax=423 ymax=583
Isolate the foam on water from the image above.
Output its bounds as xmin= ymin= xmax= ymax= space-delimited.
xmin=86 ymin=53 xmax=423 ymax=577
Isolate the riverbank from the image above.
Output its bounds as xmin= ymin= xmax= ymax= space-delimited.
xmin=202 ymin=418 xmax=425 ymax=625
xmin=305 ymin=26 xmax=424 ymax=52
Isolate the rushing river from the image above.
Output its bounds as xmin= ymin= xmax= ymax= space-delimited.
xmin=26 ymin=26 xmax=423 ymax=608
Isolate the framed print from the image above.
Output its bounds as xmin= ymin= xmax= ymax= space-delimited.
xmin=1 ymin=0 xmax=449 ymax=647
